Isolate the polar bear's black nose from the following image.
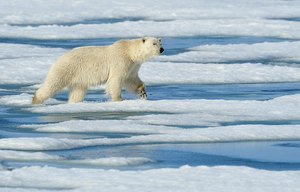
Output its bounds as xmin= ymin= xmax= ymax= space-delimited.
xmin=160 ymin=47 xmax=164 ymax=53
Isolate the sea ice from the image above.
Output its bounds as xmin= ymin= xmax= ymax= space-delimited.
xmin=157 ymin=41 xmax=300 ymax=64
xmin=1 ymin=19 xmax=300 ymax=39
xmin=1 ymin=124 xmax=300 ymax=151
xmin=1 ymin=1 xmax=300 ymax=191
xmin=0 ymin=165 xmax=299 ymax=192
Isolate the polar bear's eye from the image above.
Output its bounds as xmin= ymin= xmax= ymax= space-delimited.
xmin=153 ymin=43 xmax=157 ymax=45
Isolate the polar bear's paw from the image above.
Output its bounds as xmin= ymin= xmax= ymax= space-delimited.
xmin=137 ymin=84 xmax=147 ymax=100
xmin=139 ymin=90 xmax=147 ymax=100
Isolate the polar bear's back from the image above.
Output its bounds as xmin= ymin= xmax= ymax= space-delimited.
xmin=49 ymin=45 xmax=118 ymax=87
xmin=44 ymin=39 xmax=144 ymax=88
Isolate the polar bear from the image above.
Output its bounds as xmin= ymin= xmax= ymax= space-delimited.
xmin=32 ymin=37 xmax=164 ymax=104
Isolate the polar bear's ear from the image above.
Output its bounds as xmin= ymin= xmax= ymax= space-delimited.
xmin=142 ymin=38 xmax=146 ymax=43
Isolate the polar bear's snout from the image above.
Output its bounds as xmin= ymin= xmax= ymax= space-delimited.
xmin=160 ymin=47 xmax=164 ymax=53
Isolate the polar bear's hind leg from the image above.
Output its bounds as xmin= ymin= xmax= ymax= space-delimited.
xmin=32 ymin=85 xmax=61 ymax=104
xmin=32 ymin=77 xmax=68 ymax=104
xmin=68 ymin=86 xmax=87 ymax=103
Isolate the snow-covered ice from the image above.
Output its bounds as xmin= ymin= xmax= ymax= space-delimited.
xmin=0 ymin=150 xmax=61 ymax=161
xmin=0 ymin=93 xmax=299 ymax=145
xmin=157 ymin=41 xmax=300 ymax=64
xmin=25 ymin=94 xmax=300 ymax=118
xmin=0 ymin=150 xmax=152 ymax=167
xmin=0 ymin=93 xmax=61 ymax=106
xmin=1 ymin=43 xmax=300 ymax=85
xmin=1 ymin=0 xmax=300 ymax=25
xmin=2 ymin=19 xmax=300 ymax=39
xmin=141 ymin=62 xmax=300 ymax=84
xmin=2 ymin=0 xmax=300 ymax=40
xmin=1 ymin=124 xmax=300 ymax=151
xmin=20 ymin=119 xmax=180 ymax=134
xmin=1 ymin=0 xmax=300 ymax=191
xmin=0 ymin=44 xmax=64 ymax=84
xmin=0 ymin=165 xmax=299 ymax=192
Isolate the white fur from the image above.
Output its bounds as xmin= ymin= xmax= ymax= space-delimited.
xmin=32 ymin=37 xmax=163 ymax=104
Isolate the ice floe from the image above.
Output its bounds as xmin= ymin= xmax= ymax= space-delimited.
xmin=26 ymin=93 xmax=300 ymax=116
xmin=1 ymin=0 xmax=300 ymax=25
xmin=0 ymin=149 xmax=153 ymax=167
xmin=2 ymin=56 xmax=300 ymax=85
xmin=0 ymin=165 xmax=298 ymax=192
xmin=1 ymin=124 xmax=300 ymax=151
xmin=20 ymin=120 xmax=180 ymax=134
xmin=1 ymin=41 xmax=300 ymax=85
xmin=0 ymin=150 xmax=61 ymax=161
xmin=0 ymin=44 xmax=64 ymax=84
xmin=141 ymin=62 xmax=300 ymax=85
xmin=1 ymin=93 xmax=299 ymax=128
xmin=1 ymin=19 xmax=300 ymax=39
xmin=0 ymin=93 xmax=61 ymax=106
xmin=0 ymin=43 xmax=64 ymax=60
xmin=157 ymin=41 xmax=300 ymax=64
xmin=1 ymin=0 xmax=300 ymax=40
xmin=1 ymin=1 xmax=300 ymax=191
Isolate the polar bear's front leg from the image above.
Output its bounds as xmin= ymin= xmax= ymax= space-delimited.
xmin=106 ymin=77 xmax=123 ymax=102
xmin=124 ymin=77 xmax=147 ymax=100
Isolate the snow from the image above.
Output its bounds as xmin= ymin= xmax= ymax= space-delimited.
xmin=0 ymin=44 xmax=64 ymax=84
xmin=20 ymin=120 xmax=180 ymax=134
xmin=1 ymin=1 xmax=300 ymax=39
xmin=1 ymin=43 xmax=300 ymax=85
xmin=20 ymin=98 xmax=300 ymax=131
xmin=157 ymin=41 xmax=300 ymax=64
xmin=1 ymin=92 xmax=299 ymax=128
xmin=0 ymin=150 xmax=61 ymax=161
xmin=127 ymin=94 xmax=300 ymax=127
xmin=0 ymin=150 xmax=152 ymax=167
xmin=0 ymin=43 xmax=64 ymax=60
xmin=0 ymin=165 xmax=299 ymax=192
xmin=1 ymin=0 xmax=300 ymax=191
xmin=25 ymin=94 xmax=300 ymax=118
xmin=1 ymin=0 xmax=300 ymax=25
xmin=0 ymin=94 xmax=291 ymax=151
xmin=1 ymin=19 xmax=300 ymax=39
xmin=0 ymin=124 xmax=300 ymax=151
xmin=0 ymin=94 xmax=61 ymax=106
xmin=141 ymin=62 xmax=300 ymax=85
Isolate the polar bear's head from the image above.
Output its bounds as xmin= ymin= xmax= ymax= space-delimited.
xmin=141 ymin=37 xmax=164 ymax=56
xmin=129 ymin=37 xmax=164 ymax=63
